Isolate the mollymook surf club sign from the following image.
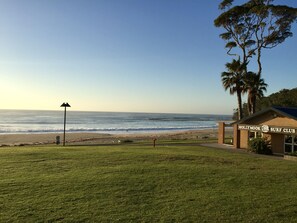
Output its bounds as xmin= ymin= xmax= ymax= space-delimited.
xmin=238 ymin=124 xmax=297 ymax=134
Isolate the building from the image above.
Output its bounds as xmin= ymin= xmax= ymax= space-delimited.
xmin=218 ymin=107 xmax=297 ymax=155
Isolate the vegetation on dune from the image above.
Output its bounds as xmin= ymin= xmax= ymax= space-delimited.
xmin=233 ymin=88 xmax=297 ymax=119
xmin=1 ymin=144 xmax=297 ymax=222
xmin=255 ymin=88 xmax=297 ymax=111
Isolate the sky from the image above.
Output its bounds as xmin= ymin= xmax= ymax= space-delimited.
xmin=0 ymin=0 xmax=296 ymax=115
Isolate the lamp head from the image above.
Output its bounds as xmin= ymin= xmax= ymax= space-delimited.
xmin=61 ymin=102 xmax=71 ymax=107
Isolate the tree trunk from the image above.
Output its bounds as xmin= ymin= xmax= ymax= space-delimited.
xmin=252 ymin=44 xmax=262 ymax=114
xmin=257 ymin=47 xmax=262 ymax=78
xmin=237 ymin=90 xmax=243 ymax=120
xmin=247 ymin=91 xmax=252 ymax=115
xmin=252 ymin=95 xmax=256 ymax=114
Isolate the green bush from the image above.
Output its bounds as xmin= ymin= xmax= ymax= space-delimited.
xmin=287 ymin=152 xmax=297 ymax=157
xmin=248 ymin=138 xmax=272 ymax=155
xmin=122 ymin=139 xmax=133 ymax=143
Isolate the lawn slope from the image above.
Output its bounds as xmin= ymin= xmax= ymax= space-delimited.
xmin=0 ymin=144 xmax=297 ymax=222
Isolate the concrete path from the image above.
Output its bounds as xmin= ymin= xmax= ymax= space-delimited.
xmin=199 ymin=143 xmax=284 ymax=160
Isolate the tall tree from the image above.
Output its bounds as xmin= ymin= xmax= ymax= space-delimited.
xmin=215 ymin=0 xmax=297 ymax=77
xmin=244 ymin=72 xmax=268 ymax=114
xmin=215 ymin=0 xmax=297 ymax=115
xmin=221 ymin=59 xmax=246 ymax=120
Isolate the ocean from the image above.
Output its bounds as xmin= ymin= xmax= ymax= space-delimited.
xmin=0 ymin=110 xmax=232 ymax=134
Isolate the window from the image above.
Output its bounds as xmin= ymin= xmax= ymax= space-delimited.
xmin=249 ymin=131 xmax=262 ymax=140
xmin=284 ymin=135 xmax=297 ymax=153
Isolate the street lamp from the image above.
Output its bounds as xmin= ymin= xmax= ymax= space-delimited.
xmin=60 ymin=102 xmax=71 ymax=146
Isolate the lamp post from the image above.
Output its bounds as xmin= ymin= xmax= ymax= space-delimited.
xmin=60 ymin=102 xmax=71 ymax=146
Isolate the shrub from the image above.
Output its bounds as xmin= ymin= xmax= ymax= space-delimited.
xmin=122 ymin=139 xmax=133 ymax=143
xmin=287 ymin=152 xmax=297 ymax=157
xmin=248 ymin=137 xmax=272 ymax=155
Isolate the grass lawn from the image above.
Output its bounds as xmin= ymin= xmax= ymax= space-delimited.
xmin=1 ymin=143 xmax=297 ymax=222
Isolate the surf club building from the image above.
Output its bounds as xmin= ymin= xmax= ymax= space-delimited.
xmin=218 ymin=107 xmax=297 ymax=155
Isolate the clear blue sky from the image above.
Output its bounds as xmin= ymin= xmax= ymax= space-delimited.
xmin=0 ymin=0 xmax=296 ymax=115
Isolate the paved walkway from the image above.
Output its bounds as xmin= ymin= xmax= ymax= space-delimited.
xmin=200 ymin=143 xmax=235 ymax=150
xmin=199 ymin=143 xmax=284 ymax=160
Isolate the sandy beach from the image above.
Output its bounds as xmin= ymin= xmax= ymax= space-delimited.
xmin=0 ymin=129 xmax=233 ymax=147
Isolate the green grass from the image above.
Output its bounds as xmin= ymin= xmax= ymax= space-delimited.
xmin=121 ymin=137 xmax=218 ymax=146
xmin=1 ymin=143 xmax=297 ymax=222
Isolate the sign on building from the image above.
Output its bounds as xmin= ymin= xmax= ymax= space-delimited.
xmin=238 ymin=124 xmax=296 ymax=134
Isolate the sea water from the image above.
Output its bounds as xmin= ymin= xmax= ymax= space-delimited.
xmin=0 ymin=110 xmax=232 ymax=134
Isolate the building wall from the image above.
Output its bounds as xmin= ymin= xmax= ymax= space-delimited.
xmin=233 ymin=124 xmax=240 ymax=149
xmin=240 ymin=130 xmax=249 ymax=149
xmin=271 ymin=134 xmax=284 ymax=154
xmin=218 ymin=122 xmax=225 ymax=145
xmin=238 ymin=112 xmax=297 ymax=154
xmin=239 ymin=132 xmax=287 ymax=154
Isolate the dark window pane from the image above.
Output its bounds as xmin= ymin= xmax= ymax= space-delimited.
xmin=285 ymin=135 xmax=292 ymax=143
xmin=249 ymin=132 xmax=255 ymax=139
xmin=294 ymin=136 xmax=297 ymax=145
xmin=285 ymin=144 xmax=292 ymax=153
xmin=256 ymin=132 xmax=262 ymax=138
